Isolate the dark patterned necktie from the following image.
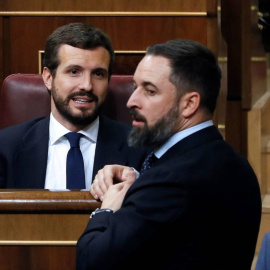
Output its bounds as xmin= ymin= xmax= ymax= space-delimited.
xmin=140 ymin=151 xmax=157 ymax=175
xmin=65 ymin=132 xmax=86 ymax=189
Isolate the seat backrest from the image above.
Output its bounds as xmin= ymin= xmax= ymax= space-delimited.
xmin=0 ymin=74 xmax=134 ymax=129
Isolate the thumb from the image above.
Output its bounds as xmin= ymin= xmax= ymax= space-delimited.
xmin=123 ymin=171 xmax=136 ymax=189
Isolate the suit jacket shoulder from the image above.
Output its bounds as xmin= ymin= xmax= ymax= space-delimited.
xmin=0 ymin=117 xmax=50 ymax=188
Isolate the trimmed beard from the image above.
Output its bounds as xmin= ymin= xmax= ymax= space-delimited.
xmin=51 ymin=83 xmax=104 ymax=126
xmin=128 ymin=101 xmax=180 ymax=148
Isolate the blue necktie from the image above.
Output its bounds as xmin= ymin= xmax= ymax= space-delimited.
xmin=140 ymin=151 xmax=157 ymax=175
xmin=65 ymin=132 xmax=86 ymax=189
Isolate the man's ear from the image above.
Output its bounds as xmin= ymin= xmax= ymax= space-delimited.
xmin=42 ymin=67 xmax=53 ymax=91
xmin=181 ymin=91 xmax=200 ymax=118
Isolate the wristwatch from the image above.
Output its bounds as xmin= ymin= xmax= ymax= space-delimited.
xmin=90 ymin=208 xmax=114 ymax=218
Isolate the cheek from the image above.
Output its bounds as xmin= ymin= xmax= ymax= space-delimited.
xmin=144 ymin=108 xmax=162 ymax=126
xmin=93 ymin=81 xmax=109 ymax=101
xmin=146 ymin=103 xmax=172 ymax=126
xmin=53 ymin=78 xmax=74 ymax=94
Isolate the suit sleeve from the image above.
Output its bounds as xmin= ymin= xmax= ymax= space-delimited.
xmin=76 ymin=168 xmax=187 ymax=270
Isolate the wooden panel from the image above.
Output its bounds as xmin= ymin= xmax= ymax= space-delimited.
xmin=0 ymin=213 xmax=90 ymax=240
xmin=114 ymin=53 xmax=144 ymax=75
xmin=206 ymin=16 xmax=218 ymax=53
xmin=220 ymin=0 xmax=268 ymax=156
xmin=0 ymin=190 xmax=100 ymax=241
xmin=247 ymin=104 xmax=263 ymax=191
xmin=215 ymin=61 xmax=227 ymax=138
xmin=0 ymin=246 xmax=76 ymax=270
xmin=6 ymin=16 xmax=209 ymax=76
xmin=0 ymin=190 xmax=99 ymax=211
xmin=250 ymin=0 xmax=268 ymax=107
xmin=2 ymin=17 xmax=10 ymax=81
xmin=251 ymin=61 xmax=268 ymax=106
xmin=1 ymin=0 xmax=211 ymax=12
xmin=0 ymin=190 xmax=100 ymax=270
xmin=225 ymin=100 xmax=248 ymax=154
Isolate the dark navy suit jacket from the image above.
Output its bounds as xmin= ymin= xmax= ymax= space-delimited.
xmin=77 ymin=126 xmax=262 ymax=270
xmin=0 ymin=115 xmax=147 ymax=188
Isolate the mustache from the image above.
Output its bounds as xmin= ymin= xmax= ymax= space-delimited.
xmin=129 ymin=108 xmax=147 ymax=122
xmin=68 ymin=91 xmax=98 ymax=102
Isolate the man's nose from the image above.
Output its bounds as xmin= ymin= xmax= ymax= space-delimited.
xmin=80 ymin=74 xmax=92 ymax=91
xmin=127 ymin=89 xmax=140 ymax=109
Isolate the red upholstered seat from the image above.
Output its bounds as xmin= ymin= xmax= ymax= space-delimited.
xmin=0 ymin=74 xmax=134 ymax=129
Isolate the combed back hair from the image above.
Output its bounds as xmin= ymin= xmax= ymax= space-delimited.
xmin=42 ymin=22 xmax=114 ymax=78
xmin=145 ymin=39 xmax=222 ymax=114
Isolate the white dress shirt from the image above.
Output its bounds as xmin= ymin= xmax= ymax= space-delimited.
xmin=44 ymin=113 xmax=98 ymax=191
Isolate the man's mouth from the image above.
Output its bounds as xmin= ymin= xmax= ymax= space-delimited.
xmin=130 ymin=109 xmax=146 ymax=123
xmin=69 ymin=91 xmax=98 ymax=104
xmin=72 ymin=98 xmax=92 ymax=103
xmin=133 ymin=116 xmax=144 ymax=122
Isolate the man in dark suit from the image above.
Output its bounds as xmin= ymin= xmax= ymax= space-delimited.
xmin=0 ymin=23 xmax=147 ymax=189
xmin=77 ymin=39 xmax=262 ymax=269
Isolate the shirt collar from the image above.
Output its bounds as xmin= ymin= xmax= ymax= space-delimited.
xmin=49 ymin=113 xmax=99 ymax=145
xmin=155 ymin=120 xmax=213 ymax=158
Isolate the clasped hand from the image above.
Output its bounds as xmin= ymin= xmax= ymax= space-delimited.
xmin=90 ymin=165 xmax=136 ymax=212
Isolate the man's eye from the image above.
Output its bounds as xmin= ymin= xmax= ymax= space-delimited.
xmin=95 ymin=71 xmax=104 ymax=77
xmin=146 ymin=89 xmax=156 ymax=95
xmin=70 ymin=69 xmax=78 ymax=75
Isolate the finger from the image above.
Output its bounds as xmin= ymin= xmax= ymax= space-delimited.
xmin=91 ymin=165 xmax=132 ymax=200
xmin=96 ymin=169 xmax=111 ymax=195
xmin=103 ymin=165 xmax=132 ymax=184
xmin=122 ymin=171 xmax=136 ymax=191
xmin=101 ymin=182 xmax=126 ymax=210
xmin=90 ymin=184 xmax=99 ymax=200
xmin=100 ymin=166 xmax=114 ymax=189
xmin=122 ymin=167 xmax=137 ymax=181
xmin=90 ymin=177 xmax=104 ymax=200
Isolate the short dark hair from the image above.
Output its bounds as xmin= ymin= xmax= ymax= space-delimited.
xmin=145 ymin=39 xmax=221 ymax=114
xmin=43 ymin=22 xmax=114 ymax=78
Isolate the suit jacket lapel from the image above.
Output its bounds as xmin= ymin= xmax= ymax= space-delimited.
xmin=92 ymin=116 xmax=128 ymax=180
xmin=14 ymin=117 xmax=50 ymax=188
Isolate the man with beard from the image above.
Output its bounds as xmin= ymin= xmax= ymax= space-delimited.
xmin=0 ymin=23 xmax=147 ymax=189
xmin=77 ymin=39 xmax=262 ymax=269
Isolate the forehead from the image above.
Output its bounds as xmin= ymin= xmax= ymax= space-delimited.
xmin=57 ymin=44 xmax=110 ymax=67
xmin=134 ymin=55 xmax=172 ymax=84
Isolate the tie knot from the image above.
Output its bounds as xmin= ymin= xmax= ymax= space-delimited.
xmin=65 ymin=132 xmax=82 ymax=148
